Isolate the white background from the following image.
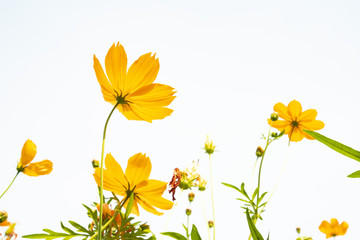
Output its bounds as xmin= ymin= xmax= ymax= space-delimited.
xmin=0 ymin=0 xmax=359 ymax=239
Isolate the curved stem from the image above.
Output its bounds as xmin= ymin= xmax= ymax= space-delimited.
xmin=208 ymin=154 xmax=215 ymax=240
xmin=0 ymin=171 xmax=20 ymax=199
xmin=256 ymin=127 xmax=272 ymax=207
xmin=98 ymin=102 xmax=121 ymax=240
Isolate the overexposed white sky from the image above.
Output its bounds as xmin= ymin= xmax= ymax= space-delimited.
xmin=0 ymin=0 xmax=360 ymax=239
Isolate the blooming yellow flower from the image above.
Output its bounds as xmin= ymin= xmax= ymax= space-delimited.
xmin=319 ymin=218 xmax=349 ymax=238
xmin=268 ymin=100 xmax=325 ymax=142
xmin=93 ymin=153 xmax=173 ymax=216
xmin=93 ymin=42 xmax=176 ymax=123
xmin=16 ymin=140 xmax=53 ymax=176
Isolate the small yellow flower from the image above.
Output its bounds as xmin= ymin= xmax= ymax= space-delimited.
xmin=319 ymin=218 xmax=348 ymax=238
xmin=204 ymin=136 xmax=216 ymax=155
xmin=93 ymin=153 xmax=173 ymax=216
xmin=16 ymin=140 xmax=53 ymax=177
xmin=93 ymin=43 xmax=176 ymax=123
xmin=268 ymin=100 xmax=325 ymax=142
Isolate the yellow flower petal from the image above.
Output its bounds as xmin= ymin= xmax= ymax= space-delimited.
xmin=125 ymin=53 xmax=160 ymax=94
xmin=273 ymin=103 xmax=292 ymax=121
xmin=289 ymin=127 xmax=304 ymax=142
xmin=319 ymin=218 xmax=348 ymax=238
xmin=105 ymin=43 xmax=127 ymax=94
xmin=140 ymin=194 xmax=174 ymax=210
xmin=93 ymin=168 xmax=126 ymax=196
xmin=287 ymin=100 xmax=302 ymax=119
xmin=20 ymin=139 xmax=37 ymax=167
xmin=128 ymin=84 xmax=176 ymax=107
xmin=104 ymin=153 xmax=128 ymax=188
xmin=137 ymin=198 xmax=163 ymax=216
xmin=138 ymin=179 xmax=168 ymax=196
xmin=93 ymin=55 xmax=116 ymax=102
xmin=118 ymin=104 xmax=174 ymax=123
xmin=298 ymin=109 xmax=317 ymax=122
xmin=125 ymin=153 xmax=151 ymax=188
xmin=299 ymin=120 xmax=325 ymax=131
xmin=23 ymin=160 xmax=53 ymax=177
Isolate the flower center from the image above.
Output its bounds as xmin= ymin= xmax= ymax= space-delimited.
xmin=291 ymin=120 xmax=299 ymax=127
xmin=114 ymin=90 xmax=131 ymax=105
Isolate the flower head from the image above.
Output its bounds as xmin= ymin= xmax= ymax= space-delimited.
xmin=0 ymin=211 xmax=9 ymax=226
xmin=16 ymin=140 xmax=52 ymax=177
xmin=204 ymin=136 xmax=216 ymax=155
xmin=93 ymin=43 xmax=176 ymax=123
xmin=93 ymin=153 xmax=173 ymax=216
xmin=268 ymin=100 xmax=325 ymax=142
xmin=319 ymin=218 xmax=348 ymax=238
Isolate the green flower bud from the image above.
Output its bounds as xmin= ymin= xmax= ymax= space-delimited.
xmin=0 ymin=211 xmax=8 ymax=224
xmin=255 ymin=146 xmax=264 ymax=158
xmin=188 ymin=192 xmax=195 ymax=202
xmin=208 ymin=220 xmax=214 ymax=228
xmin=92 ymin=160 xmax=99 ymax=168
xmin=296 ymin=227 xmax=301 ymax=234
xmin=185 ymin=208 xmax=192 ymax=216
xmin=270 ymin=113 xmax=279 ymax=121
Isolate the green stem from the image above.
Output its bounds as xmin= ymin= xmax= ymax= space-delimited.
xmin=0 ymin=171 xmax=20 ymax=199
xmin=208 ymin=154 xmax=215 ymax=240
xmin=256 ymin=127 xmax=272 ymax=208
xmin=186 ymin=214 xmax=190 ymax=240
xmin=98 ymin=102 xmax=121 ymax=240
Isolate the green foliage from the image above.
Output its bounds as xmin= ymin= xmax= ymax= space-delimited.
xmin=190 ymin=225 xmax=201 ymax=240
xmin=246 ymin=209 xmax=265 ymax=240
xmin=348 ymin=170 xmax=360 ymax=178
xmin=303 ymin=130 xmax=360 ymax=162
xmin=22 ymin=222 xmax=88 ymax=240
xmin=222 ymin=182 xmax=267 ymax=221
xmin=160 ymin=232 xmax=187 ymax=240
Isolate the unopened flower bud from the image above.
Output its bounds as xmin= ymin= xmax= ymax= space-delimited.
xmin=204 ymin=136 xmax=216 ymax=155
xmin=188 ymin=192 xmax=195 ymax=202
xmin=270 ymin=113 xmax=278 ymax=121
xmin=296 ymin=227 xmax=301 ymax=234
xmin=271 ymin=132 xmax=278 ymax=138
xmin=208 ymin=220 xmax=214 ymax=228
xmin=0 ymin=211 xmax=8 ymax=224
xmin=92 ymin=160 xmax=99 ymax=168
xmin=255 ymin=146 xmax=264 ymax=158
xmin=185 ymin=208 xmax=192 ymax=216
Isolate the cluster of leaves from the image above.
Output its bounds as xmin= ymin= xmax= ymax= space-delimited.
xmin=161 ymin=224 xmax=202 ymax=240
xmin=222 ymin=182 xmax=267 ymax=222
xmin=22 ymin=194 xmax=154 ymax=240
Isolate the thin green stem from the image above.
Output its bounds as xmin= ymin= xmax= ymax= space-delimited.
xmin=0 ymin=171 xmax=20 ymax=199
xmin=256 ymin=127 xmax=272 ymax=208
xmin=186 ymin=214 xmax=190 ymax=240
xmin=98 ymin=102 xmax=121 ymax=240
xmin=208 ymin=154 xmax=215 ymax=240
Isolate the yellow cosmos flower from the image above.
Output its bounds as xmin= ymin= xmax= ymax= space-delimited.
xmin=93 ymin=153 xmax=173 ymax=216
xmin=16 ymin=140 xmax=53 ymax=176
xmin=319 ymin=218 xmax=349 ymax=238
xmin=93 ymin=42 xmax=176 ymax=123
xmin=268 ymin=100 xmax=325 ymax=142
